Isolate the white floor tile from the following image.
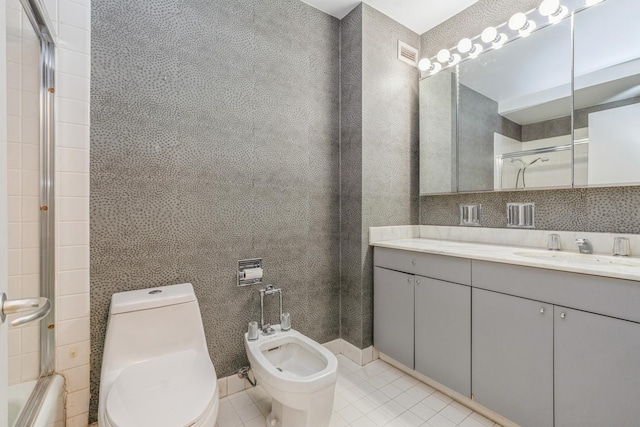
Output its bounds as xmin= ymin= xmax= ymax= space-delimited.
xmin=459 ymin=412 xmax=495 ymax=427
xmin=396 ymin=409 xmax=426 ymax=427
xmin=338 ymin=405 xmax=365 ymax=423
xmin=422 ymin=392 xmax=453 ymax=412
xmin=439 ymin=401 xmax=472 ymax=424
xmin=394 ymin=390 xmax=422 ymax=409
xmin=367 ymin=408 xmax=396 ymax=426
xmin=219 ymin=357 xmax=500 ymax=427
xmin=426 ymin=413 xmax=457 ymax=427
xmin=380 ymin=399 xmax=406 ymax=418
xmin=410 ymin=401 xmax=438 ymax=422
xmin=242 ymin=415 xmax=266 ymax=427
xmin=329 ymin=413 xmax=349 ymax=427
xmin=352 ymin=396 xmax=378 ymax=415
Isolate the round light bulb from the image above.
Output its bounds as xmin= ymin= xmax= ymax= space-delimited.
xmin=509 ymin=13 xmax=528 ymax=31
xmin=437 ymin=49 xmax=452 ymax=63
xmin=481 ymin=26 xmax=507 ymax=47
xmin=539 ymin=0 xmax=561 ymax=17
xmin=418 ymin=58 xmax=432 ymax=71
xmin=481 ymin=27 xmax=498 ymax=44
xmin=430 ymin=63 xmax=442 ymax=75
xmin=458 ymin=38 xmax=473 ymax=53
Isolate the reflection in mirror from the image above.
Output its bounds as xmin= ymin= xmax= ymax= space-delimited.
xmin=573 ymin=0 xmax=640 ymax=187
xmin=419 ymin=69 xmax=457 ymax=194
xmin=457 ymin=18 xmax=573 ymax=192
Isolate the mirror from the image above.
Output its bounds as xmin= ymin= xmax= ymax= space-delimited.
xmin=458 ymin=18 xmax=572 ymax=192
xmin=420 ymin=0 xmax=640 ymax=194
xmin=419 ymin=69 xmax=457 ymax=194
xmin=573 ymin=0 xmax=640 ymax=187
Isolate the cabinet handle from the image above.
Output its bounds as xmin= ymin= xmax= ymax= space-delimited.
xmin=539 ymin=307 xmax=545 ymax=314
xmin=416 ymin=279 xmax=421 ymax=285
xmin=560 ymin=312 xmax=566 ymax=319
xmin=412 ymin=260 xmax=416 ymax=265
xmin=407 ymin=278 xmax=411 ymax=283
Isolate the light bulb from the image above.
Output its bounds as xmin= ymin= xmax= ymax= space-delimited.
xmin=539 ymin=0 xmax=568 ymax=23
xmin=436 ymin=49 xmax=461 ymax=65
xmin=539 ymin=0 xmax=560 ymax=16
xmin=509 ymin=13 xmax=528 ymax=30
xmin=481 ymin=27 xmax=507 ymax=47
xmin=418 ymin=58 xmax=432 ymax=71
xmin=481 ymin=27 xmax=498 ymax=43
xmin=457 ymin=38 xmax=483 ymax=58
xmin=509 ymin=12 xmax=537 ymax=36
xmin=418 ymin=58 xmax=442 ymax=75
xmin=437 ymin=49 xmax=452 ymax=63
xmin=457 ymin=38 xmax=473 ymax=53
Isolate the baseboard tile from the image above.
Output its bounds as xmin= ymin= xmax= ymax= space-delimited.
xmin=341 ymin=340 xmax=379 ymax=366
xmin=323 ymin=338 xmax=342 ymax=355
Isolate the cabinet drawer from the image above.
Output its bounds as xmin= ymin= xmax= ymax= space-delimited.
xmin=473 ymin=260 xmax=640 ymax=324
xmin=374 ymin=247 xmax=471 ymax=285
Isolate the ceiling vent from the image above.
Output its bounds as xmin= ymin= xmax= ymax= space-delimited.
xmin=398 ymin=40 xmax=418 ymax=67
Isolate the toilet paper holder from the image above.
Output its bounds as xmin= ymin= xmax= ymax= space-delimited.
xmin=237 ymin=258 xmax=263 ymax=287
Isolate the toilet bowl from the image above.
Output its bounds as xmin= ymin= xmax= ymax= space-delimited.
xmin=98 ymin=283 xmax=218 ymax=427
xmin=245 ymin=325 xmax=338 ymax=427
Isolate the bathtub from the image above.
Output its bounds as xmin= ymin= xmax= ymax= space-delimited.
xmin=9 ymin=375 xmax=65 ymax=427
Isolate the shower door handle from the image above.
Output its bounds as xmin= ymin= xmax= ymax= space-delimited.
xmin=0 ymin=293 xmax=51 ymax=327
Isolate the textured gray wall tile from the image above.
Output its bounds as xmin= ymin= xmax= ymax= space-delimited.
xmin=91 ymin=0 xmax=339 ymax=423
xmin=340 ymin=4 xmax=420 ymax=349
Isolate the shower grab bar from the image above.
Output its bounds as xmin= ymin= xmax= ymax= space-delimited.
xmin=0 ymin=293 xmax=51 ymax=327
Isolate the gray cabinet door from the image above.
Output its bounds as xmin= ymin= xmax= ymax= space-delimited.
xmin=555 ymin=307 xmax=640 ymax=427
xmin=374 ymin=267 xmax=415 ymax=369
xmin=415 ymin=276 xmax=471 ymax=397
xmin=472 ymin=289 xmax=553 ymax=427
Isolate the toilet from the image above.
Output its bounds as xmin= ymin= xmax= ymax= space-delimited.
xmin=245 ymin=325 xmax=338 ymax=427
xmin=98 ymin=283 xmax=218 ymax=427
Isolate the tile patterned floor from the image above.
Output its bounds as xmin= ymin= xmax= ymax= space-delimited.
xmin=215 ymin=355 xmax=503 ymax=427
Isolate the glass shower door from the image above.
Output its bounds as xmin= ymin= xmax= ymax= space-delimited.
xmin=2 ymin=0 xmax=56 ymax=425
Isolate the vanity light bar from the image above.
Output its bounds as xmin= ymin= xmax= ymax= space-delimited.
xmin=418 ymin=0 xmax=606 ymax=76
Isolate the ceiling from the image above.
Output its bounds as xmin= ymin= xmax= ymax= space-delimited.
xmin=300 ymin=0 xmax=481 ymax=34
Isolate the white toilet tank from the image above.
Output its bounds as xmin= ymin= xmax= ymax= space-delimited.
xmin=99 ymin=283 xmax=219 ymax=427
xmin=102 ymin=283 xmax=209 ymax=371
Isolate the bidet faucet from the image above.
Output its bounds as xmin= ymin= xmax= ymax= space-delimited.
xmin=259 ymin=285 xmax=283 ymax=336
xmin=575 ymin=238 xmax=593 ymax=254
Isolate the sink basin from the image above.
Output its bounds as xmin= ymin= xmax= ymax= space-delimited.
xmin=513 ymin=251 xmax=640 ymax=267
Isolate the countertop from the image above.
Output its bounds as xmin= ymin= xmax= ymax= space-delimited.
xmin=371 ymin=238 xmax=640 ymax=282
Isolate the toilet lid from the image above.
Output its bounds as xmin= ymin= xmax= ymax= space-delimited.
xmin=106 ymin=350 xmax=217 ymax=427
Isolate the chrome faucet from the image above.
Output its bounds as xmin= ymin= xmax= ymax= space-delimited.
xmin=259 ymin=285 xmax=283 ymax=336
xmin=575 ymin=238 xmax=593 ymax=254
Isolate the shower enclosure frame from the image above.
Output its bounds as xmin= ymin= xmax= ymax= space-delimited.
xmin=13 ymin=0 xmax=57 ymax=425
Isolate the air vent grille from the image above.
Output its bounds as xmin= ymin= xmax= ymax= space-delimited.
xmin=398 ymin=40 xmax=418 ymax=67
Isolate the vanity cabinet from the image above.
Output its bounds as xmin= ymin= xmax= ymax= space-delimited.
xmin=415 ymin=277 xmax=470 ymax=397
xmin=373 ymin=267 xmax=415 ymax=369
xmin=374 ymin=248 xmax=471 ymax=394
xmin=554 ymin=307 xmax=640 ymax=427
xmin=373 ymin=244 xmax=640 ymax=427
xmin=472 ymin=289 xmax=553 ymax=427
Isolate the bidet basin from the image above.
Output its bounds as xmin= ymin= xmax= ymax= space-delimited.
xmin=514 ymin=251 xmax=640 ymax=267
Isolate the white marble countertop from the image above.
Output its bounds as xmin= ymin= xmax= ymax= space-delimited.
xmin=371 ymin=238 xmax=640 ymax=282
